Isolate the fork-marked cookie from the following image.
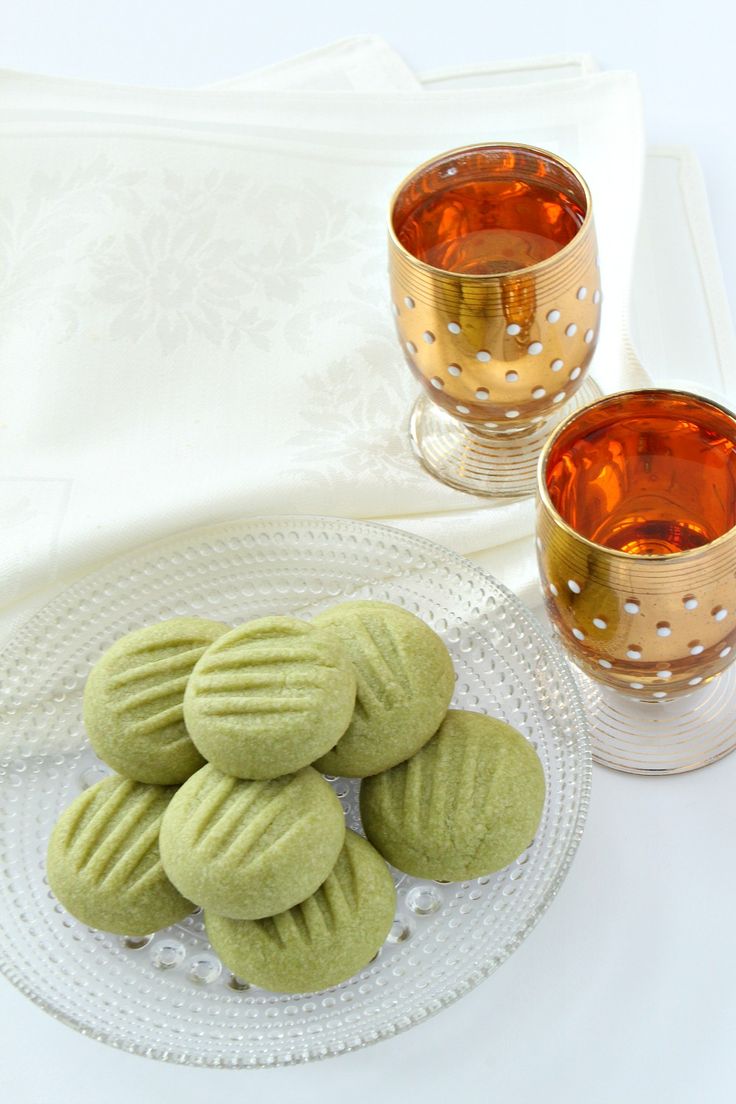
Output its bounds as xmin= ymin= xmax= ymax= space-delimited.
xmin=313 ymin=601 xmax=455 ymax=777
xmin=205 ymin=830 xmax=395 ymax=992
xmin=159 ymin=763 xmax=345 ymax=919
xmin=47 ymin=774 xmax=194 ymax=935
xmin=183 ymin=616 xmax=356 ymax=779
xmin=360 ymin=709 xmax=545 ymax=881
xmin=83 ymin=617 xmax=229 ymax=785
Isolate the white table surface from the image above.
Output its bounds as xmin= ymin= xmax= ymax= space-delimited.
xmin=2 ymin=2 xmax=735 ymax=1101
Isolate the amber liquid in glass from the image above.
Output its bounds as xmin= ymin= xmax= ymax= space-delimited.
xmin=396 ymin=177 xmax=585 ymax=275
xmin=545 ymin=398 xmax=736 ymax=555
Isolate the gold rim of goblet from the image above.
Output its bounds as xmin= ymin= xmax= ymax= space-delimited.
xmin=537 ymin=386 xmax=736 ymax=562
xmin=388 ymin=141 xmax=594 ymax=281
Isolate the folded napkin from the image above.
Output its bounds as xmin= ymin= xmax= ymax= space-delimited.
xmin=209 ymin=35 xmax=420 ymax=92
xmin=0 ymin=38 xmax=645 ymax=638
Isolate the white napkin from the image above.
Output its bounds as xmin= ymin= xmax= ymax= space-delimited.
xmin=209 ymin=35 xmax=420 ymax=92
xmin=0 ymin=38 xmax=645 ymax=636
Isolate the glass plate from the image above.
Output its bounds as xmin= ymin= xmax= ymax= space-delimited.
xmin=0 ymin=516 xmax=590 ymax=1067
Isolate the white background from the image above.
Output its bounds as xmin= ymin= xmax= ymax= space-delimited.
xmin=2 ymin=2 xmax=736 ymax=1101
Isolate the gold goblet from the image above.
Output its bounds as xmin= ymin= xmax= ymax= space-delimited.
xmin=389 ymin=143 xmax=603 ymax=497
xmin=537 ymin=388 xmax=736 ymax=774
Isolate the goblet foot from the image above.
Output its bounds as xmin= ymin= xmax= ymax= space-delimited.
xmin=572 ymin=662 xmax=736 ymax=775
xmin=409 ymin=376 xmax=603 ymax=497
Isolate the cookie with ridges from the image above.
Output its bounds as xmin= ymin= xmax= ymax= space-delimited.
xmin=83 ymin=617 xmax=229 ymax=785
xmin=205 ymin=830 xmax=396 ymax=993
xmin=47 ymin=775 xmax=194 ymax=935
xmin=360 ymin=709 xmax=545 ymax=881
xmin=159 ymin=763 xmax=345 ymax=919
xmin=183 ymin=616 xmax=356 ymax=779
xmin=312 ymin=601 xmax=455 ymax=777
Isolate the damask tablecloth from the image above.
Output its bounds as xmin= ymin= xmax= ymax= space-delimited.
xmin=0 ymin=38 xmax=645 ymax=634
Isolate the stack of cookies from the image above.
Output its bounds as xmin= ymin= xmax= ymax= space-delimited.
xmin=47 ymin=601 xmax=545 ymax=993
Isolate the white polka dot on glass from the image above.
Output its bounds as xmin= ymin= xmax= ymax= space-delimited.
xmin=551 ymin=359 xmax=564 ymax=372
xmin=430 ymin=377 xmax=444 ymax=389
xmin=528 ymin=342 xmax=543 ymax=356
xmin=532 ymin=386 xmax=546 ymax=399
xmin=567 ymin=579 xmax=581 ymax=594
xmin=624 ymin=600 xmax=640 ymax=614
xmin=505 ymin=370 xmax=519 ymax=383
xmin=456 ymin=404 xmax=470 ymax=415
xmin=475 ymin=388 xmax=489 ymax=400
xmin=599 ymin=658 xmax=612 ymax=669
xmin=565 ymin=323 xmax=577 ymax=337
xmin=569 ymin=367 xmax=581 ymax=381
xmin=593 ymin=617 xmax=607 ymax=630
xmin=593 ymin=289 xmax=601 ymax=304
xmin=713 ymin=606 xmax=728 ymax=621
xmin=547 ymin=309 xmax=561 ymax=323
xmin=448 ymin=364 xmax=462 ymax=377
xmin=505 ymin=409 xmax=520 ymax=419
xmin=572 ymin=627 xmax=585 ymax=641
xmin=683 ymin=596 xmax=698 ymax=610
xmin=689 ymin=642 xmax=704 ymax=655
xmin=406 ymin=341 xmax=417 ymax=354
xmin=577 ymin=287 xmax=587 ymax=300
xmin=656 ymin=622 xmax=672 ymax=637
xmin=506 ymin=323 xmax=521 ymax=336
xmin=404 ymin=296 xmax=415 ymax=309
xmin=584 ymin=329 xmax=595 ymax=344
xmin=476 ymin=350 xmax=491 ymax=363
xmin=553 ymin=391 xmax=566 ymax=404
xmin=422 ymin=331 xmax=435 ymax=344
xmin=447 ymin=321 xmax=461 ymax=334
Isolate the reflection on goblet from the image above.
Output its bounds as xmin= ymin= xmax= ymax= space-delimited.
xmin=388 ymin=143 xmax=603 ymax=497
xmin=537 ymin=388 xmax=736 ymax=774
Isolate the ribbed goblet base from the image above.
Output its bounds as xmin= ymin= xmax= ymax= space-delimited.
xmin=573 ymin=662 xmax=736 ymax=774
xmin=409 ymin=376 xmax=603 ymax=497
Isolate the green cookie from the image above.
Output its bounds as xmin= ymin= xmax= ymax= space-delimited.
xmin=312 ymin=601 xmax=455 ymax=777
xmin=183 ymin=616 xmax=356 ymax=779
xmin=83 ymin=617 xmax=229 ymax=785
xmin=159 ymin=763 xmax=345 ymax=919
xmin=360 ymin=709 xmax=546 ymax=881
xmin=205 ymin=830 xmax=396 ymax=993
xmin=47 ymin=775 xmax=194 ymax=935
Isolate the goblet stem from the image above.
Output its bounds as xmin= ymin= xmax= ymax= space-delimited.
xmin=571 ymin=662 xmax=736 ymax=774
xmin=409 ymin=376 xmax=603 ymax=498
xmin=466 ymin=420 xmax=547 ymax=442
